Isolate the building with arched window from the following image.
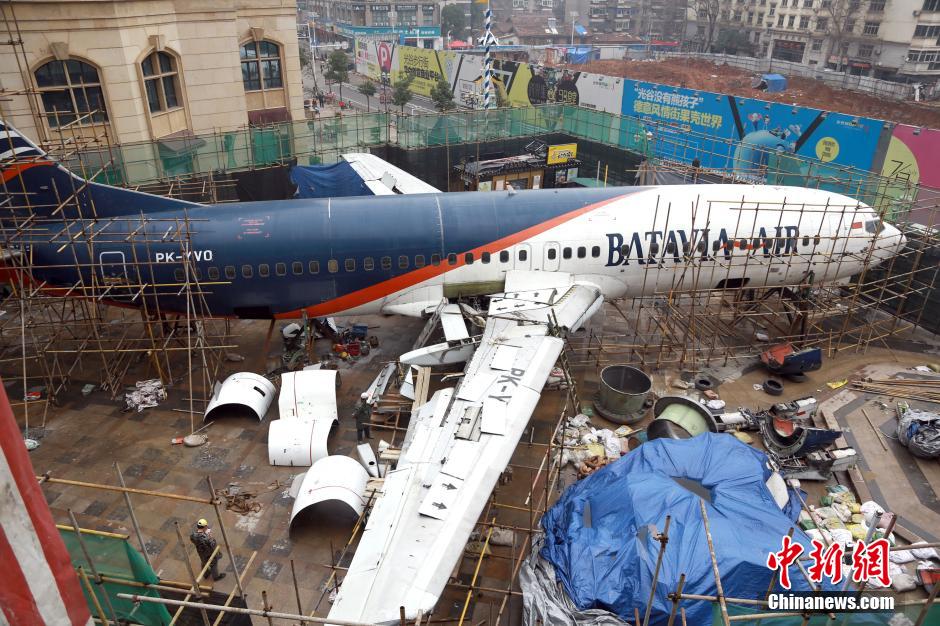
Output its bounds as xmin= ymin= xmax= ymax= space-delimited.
xmin=0 ymin=0 xmax=303 ymax=147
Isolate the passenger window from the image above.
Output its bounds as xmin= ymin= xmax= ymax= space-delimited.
xmin=649 ymin=242 xmax=660 ymax=255
xmin=577 ymin=246 xmax=586 ymax=259
xmin=192 ymin=267 xmax=202 ymax=280
xmin=431 ymin=254 xmax=441 ymax=266
xmin=208 ymin=266 xmax=220 ymax=281
xmin=665 ymin=242 xmax=676 ymax=254
xmin=763 ymin=238 xmax=772 ymax=250
xmin=258 ymin=263 xmax=270 ymax=278
xmin=591 ymin=246 xmax=600 ymax=258
xmin=292 ymin=261 xmax=303 ymax=275
xmin=697 ymin=241 xmax=707 ymax=254
xmin=327 ymin=259 xmax=338 ymax=273
xmin=738 ymin=239 xmax=748 ymax=249
xmin=415 ymin=255 xmax=426 ymax=267
xmin=381 ymin=256 xmax=392 ymax=270
xmin=174 ymin=268 xmax=185 ymax=282
xmin=712 ymin=241 xmax=721 ymax=252
xmin=224 ymin=266 xmax=236 ymax=280
xmin=814 ymin=235 xmax=821 ymax=245
xmin=399 ymin=255 xmax=409 ymax=269
xmin=481 ymin=252 xmax=490 ymax=263
xmin=802 ymin=235 xmax=810 ymax=247
xmin=345 ymin=258 xmax=355 ymax=272
xmin=620 ymin=244 xmax=629 ymax=255
xmin=364 ymin=257 xmax=375 ymax=271
xmin=518 ymin=249 xmax=527 ymax=261
xmin=563 ymin=247 xmax=572 ymax=259
xmin=308 ymin=260 xmax=320 ymax=274
xmin=276 ymin=262 xmax=287 ymax=276
xmin=682 ymin=242 xmax=691 ymax=255
xmin=464 ymin=252 xmax=473 ymax=265
xmin=447 ymin=253 xmax=457 ymax=265
xmin=242 ymin=264 xmax=253 ymax=278
xmin=499 ymin=251 xmax=509 ymax=263
xmin=547 ymin=248 xmax=557 ymax=260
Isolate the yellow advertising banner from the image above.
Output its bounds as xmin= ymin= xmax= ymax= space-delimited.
xmin=547 ymin=143 xmax=578 ymax=165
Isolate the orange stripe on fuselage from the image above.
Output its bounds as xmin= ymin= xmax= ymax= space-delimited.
xmin=274 ymin=192 xmax=630 ymax=319
xmin=1 ymin=161 xmax=51 ymax=184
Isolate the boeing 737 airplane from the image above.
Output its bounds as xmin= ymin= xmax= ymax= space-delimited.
xmin=1 ymin=121 xmax=907 ymax=623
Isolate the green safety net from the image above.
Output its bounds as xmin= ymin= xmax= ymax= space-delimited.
xmin=716 ymin=601 xmax=940 ymax=625
xmin=63 ymin=104 xmax=908 ymax=209
xmin=60 ymin=528 xmax=172 ymax=626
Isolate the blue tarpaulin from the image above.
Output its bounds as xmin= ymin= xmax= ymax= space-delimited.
xmin=290 ymin=162 xmax=373 ymax=198
xmin=540 ymin=434 xmax=823 ymax=625
xmin=761 ymin=73 xmax=788 ymax=93
xmin=567 ymin=46 xmax=596 ymax=64
xmin=574 ymin=24 xmax=588 ymax=36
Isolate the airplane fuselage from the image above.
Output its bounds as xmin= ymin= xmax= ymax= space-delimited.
xmin=27 ymin=184 xmax=899 ymax=319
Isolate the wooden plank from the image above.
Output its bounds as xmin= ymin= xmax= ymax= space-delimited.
xmin=411 ymin=366 xmax=431 ymax=414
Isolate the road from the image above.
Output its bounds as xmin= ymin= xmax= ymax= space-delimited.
xmin=303 ymin=60 xmax=437 ymax=115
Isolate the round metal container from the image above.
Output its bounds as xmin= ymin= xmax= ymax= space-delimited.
xmin=593 ymin=365 xmax=652 ymax=424
xmin=647 ymin=396 xmax=718 ymax=440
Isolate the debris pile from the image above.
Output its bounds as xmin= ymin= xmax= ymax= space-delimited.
xmin=556 ymin=414 xmax=638 ymax=479
xmin=123 ymin=379 xmax=166 ymax=413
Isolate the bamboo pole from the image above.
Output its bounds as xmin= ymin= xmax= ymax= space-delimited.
xmin=117 ymin=594 xmax=379 ymax=626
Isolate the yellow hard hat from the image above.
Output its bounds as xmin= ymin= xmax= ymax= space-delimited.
xmin=197 ymin=518 xmax=208 ymax=528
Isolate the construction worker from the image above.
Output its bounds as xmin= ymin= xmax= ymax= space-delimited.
xmin=354 ymin=392 xmax=372 ymax=442
xmin=189 ymin=519 xmax=226 ymax=581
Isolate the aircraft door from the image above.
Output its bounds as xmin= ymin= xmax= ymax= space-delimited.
xmin=515 ymin=243 xmax=532 ymax=270
xmin=543 ymin=242 xmax=560 ymax=271
xmin=99 ymin=251 xmax=128 ymax=285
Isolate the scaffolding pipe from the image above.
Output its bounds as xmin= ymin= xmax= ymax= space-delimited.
xmin=116 ymin=594 xmax=379 ymax=625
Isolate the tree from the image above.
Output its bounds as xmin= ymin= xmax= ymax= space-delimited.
xmin=714 ymin=29 xmax=755 ymax=56
xmin=430 ymin=78 xmax=456 ymax=112
xmin=691 ymin=0 xmax=720 ymax=52
xmin=358 ymin=79 xmax=377 ymax=112
xmin=441 ymin=4 xmax=467 ymax=42
xmin=821 ymin=0 xmax=861 ymax=73
xmin=325 ymin=49 xmax=349 ymax=101
xmin=299 ymin=41 xmax=312 ymax=69
xmin=392 ymin=76 xmax=413 ymax=115
xmin=495 ymin=83 xmax=510 ymax=109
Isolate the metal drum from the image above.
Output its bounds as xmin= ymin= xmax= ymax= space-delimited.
xmin=647 ymin=396 xmax=718 ymax=440
xmin=593 ymin=365 xmax=652 ymax=424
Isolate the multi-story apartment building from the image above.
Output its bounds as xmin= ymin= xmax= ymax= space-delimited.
xmin=690 ymin=0 xmax=940 ymax=81
xmin=307 ymin=1 xmax=441 ymax=48
xmin=563 ymin=0 xmax=687 ymax=40
xmin=0 ymin=0 xmax=304 ymax=147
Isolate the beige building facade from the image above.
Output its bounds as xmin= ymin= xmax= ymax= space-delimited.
xmin=0 ymin=0 xmax=305 ymax=148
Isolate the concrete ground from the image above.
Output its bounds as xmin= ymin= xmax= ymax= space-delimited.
xmin=19 ymin=302 xmax=940 ymax=623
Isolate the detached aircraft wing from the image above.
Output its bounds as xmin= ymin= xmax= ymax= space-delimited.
xmin=327 ymin=270 xmax=603 ymax=624
xmin=342 ymin=153 xmax=440 ymax=195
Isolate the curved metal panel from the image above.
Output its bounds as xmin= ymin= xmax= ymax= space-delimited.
xmin=204 ymin=372 xmax=275 ymax=421
xmin=268 ymin=370 xmax=338 ymax=466
xmin=289 ymin=456 xmax=369 ymax=527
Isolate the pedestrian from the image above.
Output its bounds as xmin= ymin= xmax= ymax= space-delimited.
xmin=355 ymin=392 xmax=372 ymax=442
xmin=317 ymin=92 xmax=325 ymax=108
xmin=189 ymin=518 xmax=226 ymax=581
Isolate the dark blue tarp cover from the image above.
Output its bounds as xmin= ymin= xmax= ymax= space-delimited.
xmin=290 ymin=162 xmax=373 ymax=198
xmin=567 ymin=47 xmax=595 ymax=64
xmin=540 ymin=433 xmax=822 ymax=625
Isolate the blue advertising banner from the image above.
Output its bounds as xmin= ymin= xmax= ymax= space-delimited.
xmin=620 ymin=80 xmax=885 ymax=182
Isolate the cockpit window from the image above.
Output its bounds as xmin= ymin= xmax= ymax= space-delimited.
xmin=864 ymin=219 xmax=884 ymax=234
